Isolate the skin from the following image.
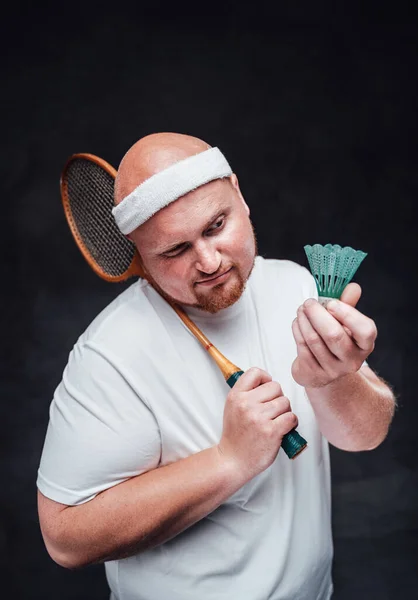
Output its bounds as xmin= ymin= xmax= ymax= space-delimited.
xmin=292 ymin=285 xmax=396 ymax=449
xmin=293 ymin=284 xmax=372 ymax=389
xmin=114 ymin=131 xmax=395 ymax=450
xmin=130 ymin=177 xmax=258 ymax=313
xmin=115 ymin=133 xmax=258 ymax=313
xmin=37 ymin=133 xmax=396 ymax=569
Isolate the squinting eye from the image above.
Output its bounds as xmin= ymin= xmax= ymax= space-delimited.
xmin=164 ymin=244 xmax=189 ymax=258
xmin=208 ymin=218 xmax=224 ymax=232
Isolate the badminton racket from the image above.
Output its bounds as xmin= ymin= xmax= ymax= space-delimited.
xmin=60 ymin=153 xmax=307 ymax=460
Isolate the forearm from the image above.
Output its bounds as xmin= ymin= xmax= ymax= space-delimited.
xmin=42 ymin=446 xmax=245 ymax=569
xmin=305 ymin=369 xmax=396 ymax=451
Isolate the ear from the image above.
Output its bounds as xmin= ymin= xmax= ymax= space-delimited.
xmin=229 ymin=174 xmax=250 ymax=216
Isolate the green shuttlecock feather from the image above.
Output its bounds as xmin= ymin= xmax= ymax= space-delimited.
xmin=304 ymin=244 xmax=367 ymax=305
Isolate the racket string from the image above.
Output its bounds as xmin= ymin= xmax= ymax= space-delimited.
xmin=66 ymin=159 xmax=135 ymax=276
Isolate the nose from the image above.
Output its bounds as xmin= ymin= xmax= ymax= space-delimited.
xmin=194 ymin=240 xmax=221 ymax=275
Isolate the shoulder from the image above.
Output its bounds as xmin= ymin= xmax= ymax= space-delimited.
xmin=73 ymin=278 xmax=162 ymax=361
xmin=75 ymin=279 xmax=135 ymax=334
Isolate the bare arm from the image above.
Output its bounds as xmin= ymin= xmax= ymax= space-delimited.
xmin=38 ymin=445 xmax=243 ymax=569
xmin=305 ymin=365 xmax=396 ymax=451
xmin=291 ymin=285 xmax=397 ymax=451
xmin=38 ymin=368 xmax=297 ymax=570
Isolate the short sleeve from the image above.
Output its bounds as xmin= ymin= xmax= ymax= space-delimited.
xmin=36 ymin=341 xmax=161 ymax=506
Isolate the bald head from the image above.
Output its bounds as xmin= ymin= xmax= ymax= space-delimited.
xmin=114 ymin=132 xmax=211 ymax=206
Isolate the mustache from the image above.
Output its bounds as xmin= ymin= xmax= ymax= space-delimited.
xmin=195 ymin=266 xmax=233 ymax=284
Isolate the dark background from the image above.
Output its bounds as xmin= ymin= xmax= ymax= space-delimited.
xmin=2 ymin=2 xmax=417 ymax=599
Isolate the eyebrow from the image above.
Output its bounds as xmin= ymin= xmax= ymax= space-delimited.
xmin=156 ymin=208 xmax=225 ymax=255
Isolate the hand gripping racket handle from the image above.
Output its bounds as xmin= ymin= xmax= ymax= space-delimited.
xmin=174 ymin=306 xmax=308 ymax=460
xmin=60 ymin=153 xmax=308 ymax=461
xmin=226 ymin=370 xmax=307 ymax=460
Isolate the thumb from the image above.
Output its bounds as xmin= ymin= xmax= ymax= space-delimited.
xmin=339 ymin=282 xmax=362 ymax=308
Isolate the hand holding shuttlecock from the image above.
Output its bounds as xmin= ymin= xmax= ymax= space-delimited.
xmin=291 ymin=243 xmax=374 ymax=389
xmin=304 ymin=244 xmax=367 ymax=307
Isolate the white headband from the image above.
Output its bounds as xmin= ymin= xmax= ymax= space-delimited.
xmin=112 ymin=146 xmax=232 ymax=235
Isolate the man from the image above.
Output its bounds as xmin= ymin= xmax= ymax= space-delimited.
xmin=37 ymin=132 xmax=396 ymax=600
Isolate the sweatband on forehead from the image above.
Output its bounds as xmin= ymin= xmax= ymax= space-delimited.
xmin=112 ymin=146 xmax=232 ymax=235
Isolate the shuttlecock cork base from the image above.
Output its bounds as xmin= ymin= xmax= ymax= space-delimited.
xmin=304 ymin=244 xmax=367 ymax=306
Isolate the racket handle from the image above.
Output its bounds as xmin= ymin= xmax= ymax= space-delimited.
xmin=226 ymin=370 xmax=307 ymax=460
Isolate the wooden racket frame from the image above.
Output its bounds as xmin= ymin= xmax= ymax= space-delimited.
xmin=60 ymin=153 xmax=241 ymax=382
xmin=61 ymin=153 xmax=145 ymax=282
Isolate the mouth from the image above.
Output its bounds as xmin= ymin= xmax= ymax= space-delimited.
xmin=196 ymin=267 xmax=233 ymax=286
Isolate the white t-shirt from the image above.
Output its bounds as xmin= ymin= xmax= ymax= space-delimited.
xmin=37 ymin=256 xmax=334 ymax=600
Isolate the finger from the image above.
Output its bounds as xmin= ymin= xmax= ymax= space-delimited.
xmin=326 ymin=300 xmax=377 ymax=352
xmin=234 ymin=367 xmax=272 ymax=392
xmin=272 ymin=411 xmax=299 ymax=434
xmin=297 ymin=306 xmax=341 ymax=369
xmin=262 ymin=395 xmax=291 ymax=419
xmin=343 ymin=325 xmax=354 ymax=337
xmin=254 ymin=380 xmax=283 ymax=403
xmin=302 ymin=299 xmax=358 ymax=360
xmin=340 ymin=282 xmax=362 ymax=307
xmin=292 ymin=315 xmax=323 ymax=371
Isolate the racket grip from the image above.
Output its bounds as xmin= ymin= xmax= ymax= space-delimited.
xmin=226 ymin=370 xmax=307 ymax=460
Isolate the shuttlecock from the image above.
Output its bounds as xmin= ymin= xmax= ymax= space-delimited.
xmin=304 ymin=243 xmax=367 ymax=306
